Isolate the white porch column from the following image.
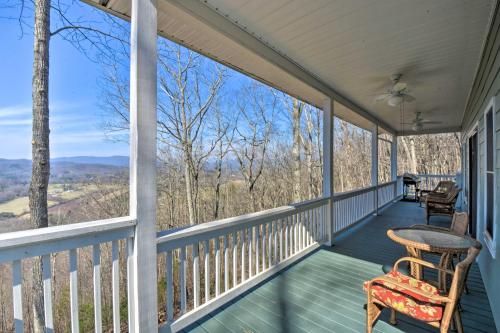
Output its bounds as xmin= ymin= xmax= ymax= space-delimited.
xmin=391 ymin=136 xmax=398 ymax=198
xmin=129 ymin=0 xmax=158 ymax=331
xmin=391 ymin=136 xmax=398 ymax=180
xmin=371 ymin=125 xmax=379 ymax=215
xmin=322 ymin=97 xmax=334 ymax=246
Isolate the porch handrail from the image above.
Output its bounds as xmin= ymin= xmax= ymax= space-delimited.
xmin=332 ymin=179 xmax=397 ymax=201
xmin=417 ymin=173 xmax=457 ymax=192
xmin=332 ymin=178 xmax=401 ymax=233
xmin=157 ymin=197 xmax=329 ymax=252
xmin=0 ymin=216 xmax=135 ymax=263
xmin=0 ymin=216 xmax=136 ymax=332
xmin=417 ymin=173 xmax=456 ymax=178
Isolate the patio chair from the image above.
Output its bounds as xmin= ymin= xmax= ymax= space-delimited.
xmin=411 ymin=212 xmax=468 ymax=235
xmin=364 ymin=246 xmax=481 ymax=333
xmin=425 ymin=187 xmax=461 ymax=224
xmin=419 ymin=180 xmax=456 ymax=207
xmin=411 ymin=212 xmax=471 ymax=294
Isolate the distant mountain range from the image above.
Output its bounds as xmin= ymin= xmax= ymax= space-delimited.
xmin=0 ymin=156 xmax=129 ymax=187
xmin=0 ymin=156 xmax=129 ymax=168
xmin=52 ymin=156 xmax=130 ymax=167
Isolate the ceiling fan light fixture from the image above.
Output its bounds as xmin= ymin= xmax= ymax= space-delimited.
xmin=413 ymin=123 xmax=423 ymax=132
xmin=388 ymin=95 xmax=403 ymax=107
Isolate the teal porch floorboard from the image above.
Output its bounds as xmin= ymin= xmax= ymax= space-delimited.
xmin=184 ymin=201 xmax=496 ymax=333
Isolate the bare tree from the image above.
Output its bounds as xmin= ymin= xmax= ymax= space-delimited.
xmin=29 ymin=0 xmax=51 ymax=329
xmin=212 ymin=106 xmax=233 ymax=220
xmin=156 ymin=42 xmax=225 ymax=225
xmin=230 ymin=84 xmax=277 ymax=211
xmin=291 ymin=98 xmax=303 ymax=202
xmin=400 ymin=136 xmax=417 ymax=174
xmin=4 ymin=1 xmax=129 ymax=329
xmin=302 ymin=105 xmax=321 ymax=199
xmin=398 ymin=133 xmax=461 ymax=175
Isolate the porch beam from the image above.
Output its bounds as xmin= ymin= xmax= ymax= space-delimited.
xmin=129 ymin=0 xmax=158 ymax=331
xmin=322 ymin=97 xmax=334 ymax=246
xmin=391 ymin=137 xmax=398 ymax=181
xmin=372 ymin=125 xmax=379 ymax=215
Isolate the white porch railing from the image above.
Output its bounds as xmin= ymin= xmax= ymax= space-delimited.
xmin=156 ymin=197 xmax=329 ymax=332
xmin=0 ymin=217 xmax=135 ymax=333
xmin=332 ymin=178 xmax=402 ymax=233
xmin=0 ymin=176 xmax=423 ymax=332
xmin=0 ymin=176 xmax=412 ymax=332
xmin=417 ymin=174 xmax=456 ymax=191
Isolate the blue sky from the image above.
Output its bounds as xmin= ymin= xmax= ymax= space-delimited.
xmin=0 ymin=1 xmax=325 ymax=160
xmin=0 ymin=2 xmax=129 ymax=159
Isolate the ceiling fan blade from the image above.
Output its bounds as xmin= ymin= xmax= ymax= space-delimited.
xmin=375 ymin=94 xmax=390 ymax=102
xmin=393 ymin=82 xmax=407 ymax=92
xmin=420 ymin=120 xmax=442 ymax=124
xmin=403 ymin=94 xmax=416 ymax=102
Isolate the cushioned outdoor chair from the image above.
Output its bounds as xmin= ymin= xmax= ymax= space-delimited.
xmin=425 ymin=187 xmax=461 ymax=224
xmin=364 ymin=246 xmax=481 ymax=333
xmin=419 ymin=180 xmax=456 ymax=207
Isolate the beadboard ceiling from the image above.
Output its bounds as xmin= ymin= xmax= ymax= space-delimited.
xmin=86 ymin=0 xmax=495 ymax=134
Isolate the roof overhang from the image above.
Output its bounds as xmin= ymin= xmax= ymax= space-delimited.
xmin=84 ymin=0 xmax=495 ymax=136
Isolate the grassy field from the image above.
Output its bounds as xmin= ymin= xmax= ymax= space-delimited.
xmin=0 ymin=183 xmax=109 ymax=216
xmin=0 ymin=197 xmax=58 ymax=216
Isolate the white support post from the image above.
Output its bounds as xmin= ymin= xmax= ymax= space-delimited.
xmin=372 ymin=125 xmax=379 ymax=215
xmin=391 ymin=136 xmax=398 ymax=199
xmin=322 ymin=97 xmax=334 ymax=246
xmin=129 ymin=0 xmax=158 ymax=330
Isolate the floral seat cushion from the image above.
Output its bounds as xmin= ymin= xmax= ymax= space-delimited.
xmin=363 ymin=270 xmax=443 ymax=322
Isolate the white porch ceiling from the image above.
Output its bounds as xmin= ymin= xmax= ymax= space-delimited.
xmin=86 ymin=0 xmax=495 ymax=134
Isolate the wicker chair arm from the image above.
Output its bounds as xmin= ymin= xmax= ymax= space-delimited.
xmin=394 ymin=257 xmax=454 ymax=276
xmin=426 ymin=191 xmax=448 ymax=196
xmin=409 ymin=224 xmax=450 ymax=232
xmin=426 ymin=196 xmax=453 ymax=204
xmin=366 ymin=276 xmax=451 ymax=303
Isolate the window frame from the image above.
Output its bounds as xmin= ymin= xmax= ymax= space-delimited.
xmin=483 ymin=97 xmax=496 ymax=258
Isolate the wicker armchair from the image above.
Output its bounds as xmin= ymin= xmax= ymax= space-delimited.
xmin=411 ymin=212 xmax=471 ymax=294
xmin=425 ymin=187 xmax=461 ymax=224
xmin=412 ymin=212 xmax=468 ymax=235
xmin=419 ymin=181 xmax=456 ymax=207
xmin=364 ymin=246 xmax=481 ymax=333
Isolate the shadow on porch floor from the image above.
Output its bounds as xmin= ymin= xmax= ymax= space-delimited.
xmin=184 ymin=201 xmax=496 ymax=333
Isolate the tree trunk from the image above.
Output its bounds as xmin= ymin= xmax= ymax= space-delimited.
xmin=184 ymin=145 xmax=196 ymax=225
xmin=214 ymin=157 xmax=222 ymax=220
xmin=400 ymin=137 xmax=417 ymax=174
xmin=30 ymin=0 xmax=51 ymax=331
xmin=291 ymin=99 xmax=302 ymax=202
xmin=304 ymin=110 xmax=315 ymax=199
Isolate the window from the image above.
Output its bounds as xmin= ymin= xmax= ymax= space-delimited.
xmin=484 ymin=102 xmax=496 ymax=257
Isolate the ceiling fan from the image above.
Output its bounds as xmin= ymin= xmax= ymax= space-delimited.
xmin=404 ymin=111 xmax=442 ymax=131
xmin=375 ymin=74 xmax=416 ymax=107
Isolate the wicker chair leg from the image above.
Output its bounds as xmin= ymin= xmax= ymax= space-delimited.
xmin=390 ymin=309 xmax=397 ymax=325
xmin=453 ymin=310 xmax=464 ymax=333
xmin=451 ymin=257 xmax=470 ymax=295
xmin=366 ymin=301 xmax=381 ymax=333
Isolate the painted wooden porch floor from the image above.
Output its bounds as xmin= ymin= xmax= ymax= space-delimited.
xmin=183 ymin=201 xmax=496 ymax=333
